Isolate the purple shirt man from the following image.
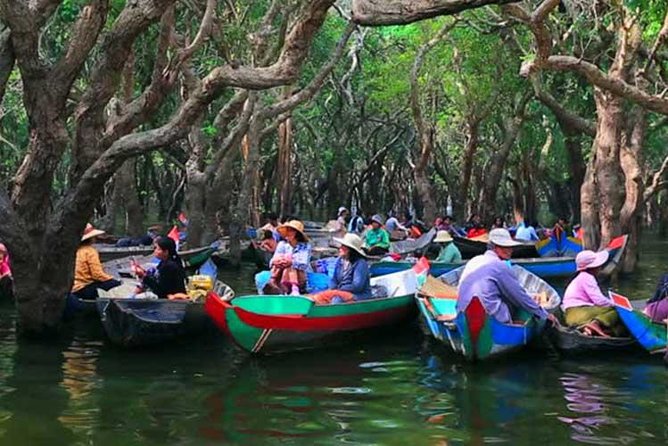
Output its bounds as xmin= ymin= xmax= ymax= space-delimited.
xmin=457 ymin=229 xmax=549 ymax=324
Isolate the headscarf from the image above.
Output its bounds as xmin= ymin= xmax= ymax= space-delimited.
xmin=648 ymin=273 xmax=668 ymax=304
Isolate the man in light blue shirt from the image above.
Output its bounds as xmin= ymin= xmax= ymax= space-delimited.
xmin=515 ymin=220 xmax=539 ymax=242
xmin=457 ymin=229 xmax=555 ymax=324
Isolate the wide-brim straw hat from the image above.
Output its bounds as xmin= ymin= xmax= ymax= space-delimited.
xmin=488 ymin=228 xmax=522 ymax=247
xmin=333 ymin=233 xmax=367 ymax=257
xmin=434 ymin=230 xmax=453 ymax=243
xmin=277 ymin=220 xmax=309 ymax=241
xmin=575 ymin=250 xmax=609 ymax=271
xmin=81 ymin=223 xmax=105 ymax=242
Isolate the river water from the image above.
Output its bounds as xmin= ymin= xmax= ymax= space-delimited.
xmin=0 ymin=236 xmax=665 ymax=445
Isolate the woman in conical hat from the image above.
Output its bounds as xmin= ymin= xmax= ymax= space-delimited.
xmin=71 ymin=223 xmax=121 ymax=300
xmin=265 ymin=220 xmax=312 ymax=295
xmin=310 ymin=233 xmax=371 ymax=305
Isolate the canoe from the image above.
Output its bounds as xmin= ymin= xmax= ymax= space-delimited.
xmin=65 ymin=256 xmax=219 ymax=319
xmin=97 ymin=243 xmax=213 ymax=263
xmin=545 ymin=324 xmax=637 ymax=354
xmin=536 ymin=234 xmax=583 ymax=258
xmin=453 ymin=236 xmax=538 ymax=259
xmin=370 ymin=256 xmax=578 ymax=279
xmin=416 ymin=265 xmax=561 ymax=361
xmin=96 ymin=269 xmax=230 ymax=348
xmin=390 ymin=228 xmax=436 ymax=255
xmin=370 ymin=234 xmax=629 ymax=280
xmin=612 ymin=291 xmax=667 ymax=355
xmin=205 ymin=267 xmax=421 ymax=354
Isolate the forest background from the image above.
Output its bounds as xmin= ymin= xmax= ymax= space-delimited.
xmin=0 ymin=0 xmax=667 ymax=333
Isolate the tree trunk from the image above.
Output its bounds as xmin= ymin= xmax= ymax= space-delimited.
xmin=590 ymin=89 xmax=625 ymax=249
xmin=414 ymin=129 xmax=437 ymax=223
xmin=458 ymin=117 xmax=480 ymax=219
xmin=619 ymin=107 xmax=647 ymax=272
xmin=277 ymin=114 xmax=293 ymax=218
xmin=115 ymin=160 xmax=144 ymax=236
xmin=658 ymin=189 xmax=668 ymax=238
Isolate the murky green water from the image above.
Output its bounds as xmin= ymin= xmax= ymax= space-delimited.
xmin=0 ymin=236 xmax=665 ymax=445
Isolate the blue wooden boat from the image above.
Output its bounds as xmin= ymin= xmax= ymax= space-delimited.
xmin=369 ymin=234 xmax=628 ymax=280
xmin=536 ymin=233 xmax=583 ymax=258
xmin=612 ymin=291 xmax=666 ymax=355
xmin=416 ymin=266 xmax=561 ymax=361
xmin=370 ymin=257 xmax=576 ymax=279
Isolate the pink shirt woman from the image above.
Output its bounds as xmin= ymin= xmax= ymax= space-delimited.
xmin=562 ymin=250 xmax=611 ymax=311
xmin=562 ymin=271 xmax=611 ymax=310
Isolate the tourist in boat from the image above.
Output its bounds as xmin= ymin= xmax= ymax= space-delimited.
xmin=347 ymin=211 xmax=366 ymax=235
xmin=515 ymin=219 xmax=539 ymax=242
xmin=644 ymin=273 xmax=668 ymax=323
xmin=465 ymin=214 xmax=487 ymax=238
xmin=490 ymin=216 xmax=506 ymax=230
xmin=363 ymin=214 xmax=391 ymax=256
xmin=457 ymin=228 xmax=555 ymax=324
xmin=310 ymin=234 xmax=371 ymax=304
xmin=433 ymin=231 xmax=462 ymax=263
xmin=132 ymin=236 xmax=187 ymax=299
xmin=561 ymin=250 xmax=625 ymax=337
xmin=260 ymin=212 xmax=280 ymax=241
xmin=385 ymin=211 xmax=409 ymax=236
xmin=0 ymin=243 xmax=13 ymax=301
xmin=71 ymin=224 xmax=122 ymax=300
xmin=552 ymin=217 xmax=571 ymax=240
xmin=265 ymin=220 xmax=312 ymax=295
xmin=333 ymin=206 xmax=349 ymax=237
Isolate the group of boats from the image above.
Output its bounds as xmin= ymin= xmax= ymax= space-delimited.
xmin=72 ymin=230 xmax=666 ymax=366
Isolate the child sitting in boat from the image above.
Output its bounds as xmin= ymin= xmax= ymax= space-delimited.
xmin=644 ymin=273 xmax=668 ymax=323
xmin=265 ymin=220 xmax=312 ymax=295
xmin=310 ymin=234 xmax=371 ymax=304
xmin=561 ymin=250 xmax=624 ymax=337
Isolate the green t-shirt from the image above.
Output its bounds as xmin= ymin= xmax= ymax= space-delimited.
xmin=435 ymin=242 xmax=462 ymax=263
xmin=364 ymin=228 xmax=390 ymax=249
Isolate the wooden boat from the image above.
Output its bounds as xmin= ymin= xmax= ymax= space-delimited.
xmin=546 ymin=324 xmax=637 ymax=354
xmin=453 ymin=235 xmax=538 ymax=259
xmin=370 ymin=256 xmax=578 ymax=279
xmin=96 ymin=262 xmax=228 ymax=347
xmin=370 ymin=234 xmax=629 ymax=280
xmin=612 ymin=291 xmax=666 ymax=355
xmin=205 ymin=267 xmax=422 ymax=354
xmin=536 ymin=234 xmax=583 ymax=258
xmin=416 ymin=265 xmax=561 ymax=361
xmin=96 ymin=243 xmax=213 ymax=263
xmin=390 ymin=228 xmax=436 ymax=255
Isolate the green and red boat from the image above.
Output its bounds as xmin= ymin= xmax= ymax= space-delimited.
xmin=204 ymin=267 xmax=422 ymax=354
xmin=611 ymin=291 xmax=667 ymax=355
xmin=416 ymin=265 xmax=561 ymax=361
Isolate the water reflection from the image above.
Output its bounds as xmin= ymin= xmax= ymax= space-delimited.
xmin=0 ymin=339 xmax=75 ymax=445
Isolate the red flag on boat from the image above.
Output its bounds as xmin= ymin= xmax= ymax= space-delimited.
xmin=609 ymin=291 xmax=633 ymax=311
xmin=606 ymin=235 xmax=626 ymax=250
xmin=167 ymin=225 xmax=180 ymax=249
xmin=412 ymin=256 xmax=431 ymax=288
